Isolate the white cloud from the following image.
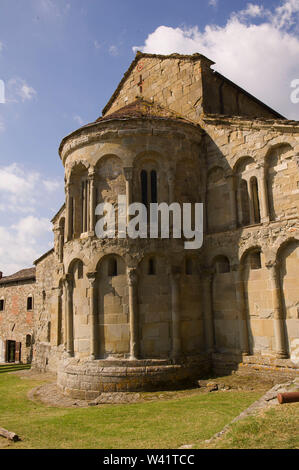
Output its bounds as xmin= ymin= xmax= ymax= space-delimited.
xmin=236 ymin=3 xmax=267 ymax=19
xmin=273 ymin=0 xmax=299 ymax=29
xmin=109 ymin=45 xmax=119 ymax=56
xmin=73 ymin=114 xmax=85 ymax=126
xmin=0 ymin=163 xmax=63 ymax=214
xmin=0 ymin=217 xmax=52 ymax=276
xmin=6 ymin=78 xmax=37 ymax=103
xmin=209 ymin=0 xmax=218 ymax=8
xmin=133 ymin=0 xmax=299 ymax=119
xmin=43 ymin=179 xmax=61 ymax=192
xmin=0 ymin=115 xmax=5 ymax=133
xmin=0 ymin=164 xmax=63 ymax=275
xmin=94 ymin=40 xmax=101 ymax=50
xmin=36 ymin=0 xmax=70 ymax=18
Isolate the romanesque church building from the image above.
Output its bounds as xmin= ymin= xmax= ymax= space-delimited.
xmin=0 ymin=52 xmax=298 ymax=398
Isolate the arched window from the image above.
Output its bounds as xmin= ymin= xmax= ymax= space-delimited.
xmin=26 ymin=334 xmax=32 ymax=347
xmin=27 ymin=296 xmax=33 ymax=311
xmin=250 ymin=177 xmax=261 ymax=224
xmin=148 ymin=257 xmax=156 ymax=275
xmin=108 ymin=258 xmax=118 ymax=277
xmin=140 ymin=169 xmax=158 ymax=205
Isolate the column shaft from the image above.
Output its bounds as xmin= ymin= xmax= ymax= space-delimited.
xmin=128 ymin=269 xmax=139 ymax=359
xmin=65 ymin=183 xmax=73 ymax=241
xmin=234 ymin=268 xmax=250 ymax=355
xmin=124 ymin=168 xmax=133 ymax=226
xmin=89 ymin=173 xmax=96 ymax=233
xmin=87 ymin=273 xmax=97 ymax=360
xmin=202 ymin=272 xmax=215 ymax=352
xmin=65 ymin=276 xmax=74 ymax=357
xmin=267 ymin=264 xmax=288 ymax=358
xmin=171 ymin=271 xmax=181 ymax=360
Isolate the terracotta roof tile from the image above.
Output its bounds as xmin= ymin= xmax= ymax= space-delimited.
xmin=0 ymin=267 xmax=36 ymax=285
xmin=96 ymin=98 xmax=193 ymax=124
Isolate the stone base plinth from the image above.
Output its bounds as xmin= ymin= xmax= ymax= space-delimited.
xmin=212 ymin=351 xmax=299 ymax=379
xmin=57 ymin=355 xmax=211 ymax=400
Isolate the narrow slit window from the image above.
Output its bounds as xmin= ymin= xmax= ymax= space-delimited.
xmin=26 ymin=334 xmax=32 ymax=347
xmin=148 ymin=258 xmax=156 ymax=275
xmin=251 ymin=177 xmax=261 ymax=224
xmin=141 ymin=170 xmax=148 ymax=206
xmin=0 ymin=299 xmax=4 ymax=311
xmin=27 ymin=296 xmax=33 ymax=311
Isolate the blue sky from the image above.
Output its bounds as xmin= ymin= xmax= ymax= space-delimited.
xmin=1 ymin=0 xmax=299 ymax=274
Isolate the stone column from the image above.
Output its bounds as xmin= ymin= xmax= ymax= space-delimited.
xmin=266 ymin=261 xmax=288 ymax=358
xmin=124 ymin=167 xmax=133 ymax=225
xmin=57 ymin=285 xmax=63 ymax=346
xmin=171 ymin=268 xmax=181 ymax=360
xmin=167 ymin=169 xmax=176 ymax=236
xmin=257 ymin=164 xmax=270 ymax=223
xmin=88 ymin=169 xmax=96 ymax=234
xmin=87 ymin=272 xmax=98 ymax=360
xmin=236 ymin=178 xmax=244 ymax=227
xmin=167 ymin=169 xmax=175 ymax=204
xmin=226 ymin=174 xmax=237 ymax=230
xmin=65 ymin=182 xmax=73 ymax=241
xmin=247 ymin=178 xmax=255 ymax=225
xmin=58 ymin=228 xmax=64 ymax=263
xmin=233 ymin=266 xmax=250 ymax=355
xmin=128 ymin=268 xmax=139 ymax=360
xmin=64 ymin=274 xmax=74 ymax=357
xmin=201 ymin=269 xmax=215 ymax=353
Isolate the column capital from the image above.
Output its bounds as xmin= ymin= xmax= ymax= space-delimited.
xmin=256 ymin=163 xmax=265 ymax=170
xmin=265 ymin=259 xmax=280 ymax=271
xmin=124 ymin=167 xmax=134 ymax=181
xmin=87 ymin=271 xmax=97 ymax=286
xmin=62 ymin=274 xmax=73 ymax=288
xmin=88 ymin=167 xmax=96 ymax=179
xmin=171 ymin=266 xmax=181 ymax=281
xmin=225 ymin=172 xmax=235 ymax=181
xmin=127 ymin=268 xmax=138 ymax=286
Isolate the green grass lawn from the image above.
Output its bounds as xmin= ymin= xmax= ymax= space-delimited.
xmin=0 ymin=372 xmax=261 ymax=449
xmin=199 ymin=401 xmax=299 ymax=449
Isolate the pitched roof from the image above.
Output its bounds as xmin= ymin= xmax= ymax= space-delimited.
xmin=102 ymin=51 xmax=213 ymax=116
xmin=0 ymin=267 xmax=36 ymax=285
xmin=34 ymin=248 xmax=54 ymax=266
